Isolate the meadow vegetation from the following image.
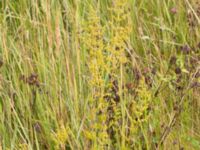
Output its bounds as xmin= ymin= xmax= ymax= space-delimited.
xmin=0 ymin=0 xmax=200 ymax=149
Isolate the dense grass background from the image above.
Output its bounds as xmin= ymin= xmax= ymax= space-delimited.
xmin=0 ymin=0 xmax=200 ymax=149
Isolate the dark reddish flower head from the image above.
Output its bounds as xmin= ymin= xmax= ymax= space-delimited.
xmin=175 ymin=67 xmax=181 ymax=74
xmin=180 ymin=45 xmax=191 ymax=54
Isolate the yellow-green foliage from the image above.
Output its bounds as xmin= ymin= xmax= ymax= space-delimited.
xmin=18 ymin=143 xmax=28 ymax=150
xmin=52 ymin=124 xmax=69 ymax=149
xmin=81 ymin=0 xmax=133 ymax=147
xmin=1 ymin=0 xmax=200 ymax=149
xmin=106 ymin=0 xmax=132 ymax=72
xmin=82 ymin=6 xmax=106 ymax=96
xmin=81 ymin=5 xmax=110 ymax=147
xmin=130 ymin=77 xmax=152 ymax=134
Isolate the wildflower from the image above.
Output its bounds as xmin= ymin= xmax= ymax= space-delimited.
xmin=33 ymin=122 xmax=42 ymax=133
xmin=125 ymin=83 xmax=134 ymax=90
xmin=52 ymin=125 xmax=69 ymax=149
xmin=18 ymin=143 xmax=28 ymax=150
xmin=20 ymin=73 xmax=40 ymax=87
xmin=180 ymin=45 xmax=191 ymax=54
xmin=175 ymin=67 xmax=182 ymax=74
xmin=80 ymin=5 xmax=110 ymax=147
xmin=129 ymin=77 xmax=152 ymax=135
xmin=81 ymin=0 xmax=132 ymax=146
xmin=170 ymin=7 xmax=178 ymax=14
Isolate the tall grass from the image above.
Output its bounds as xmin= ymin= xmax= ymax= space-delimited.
xmin=0 ymin=0 xmax=200 ymax=149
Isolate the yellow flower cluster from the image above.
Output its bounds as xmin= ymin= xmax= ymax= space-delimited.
xmin=52 ymin=124 xmax=69 ymax=149
xmin=130 ymin=77 xmax=152 ymax=134
xmin=18 ymin=143 xmax=28 ymax=150
xmin=104 ymin=0 xmax=132 ymax=143
xmin=106 ymin=0 xmax=132 ymax=74
xmin=82 ymin=8 xmax=106 ymax=96
xmin=81 ymin=6 xmax=110 ymax=147
xmin=81 ymin=0 xmax=134 ymax=147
